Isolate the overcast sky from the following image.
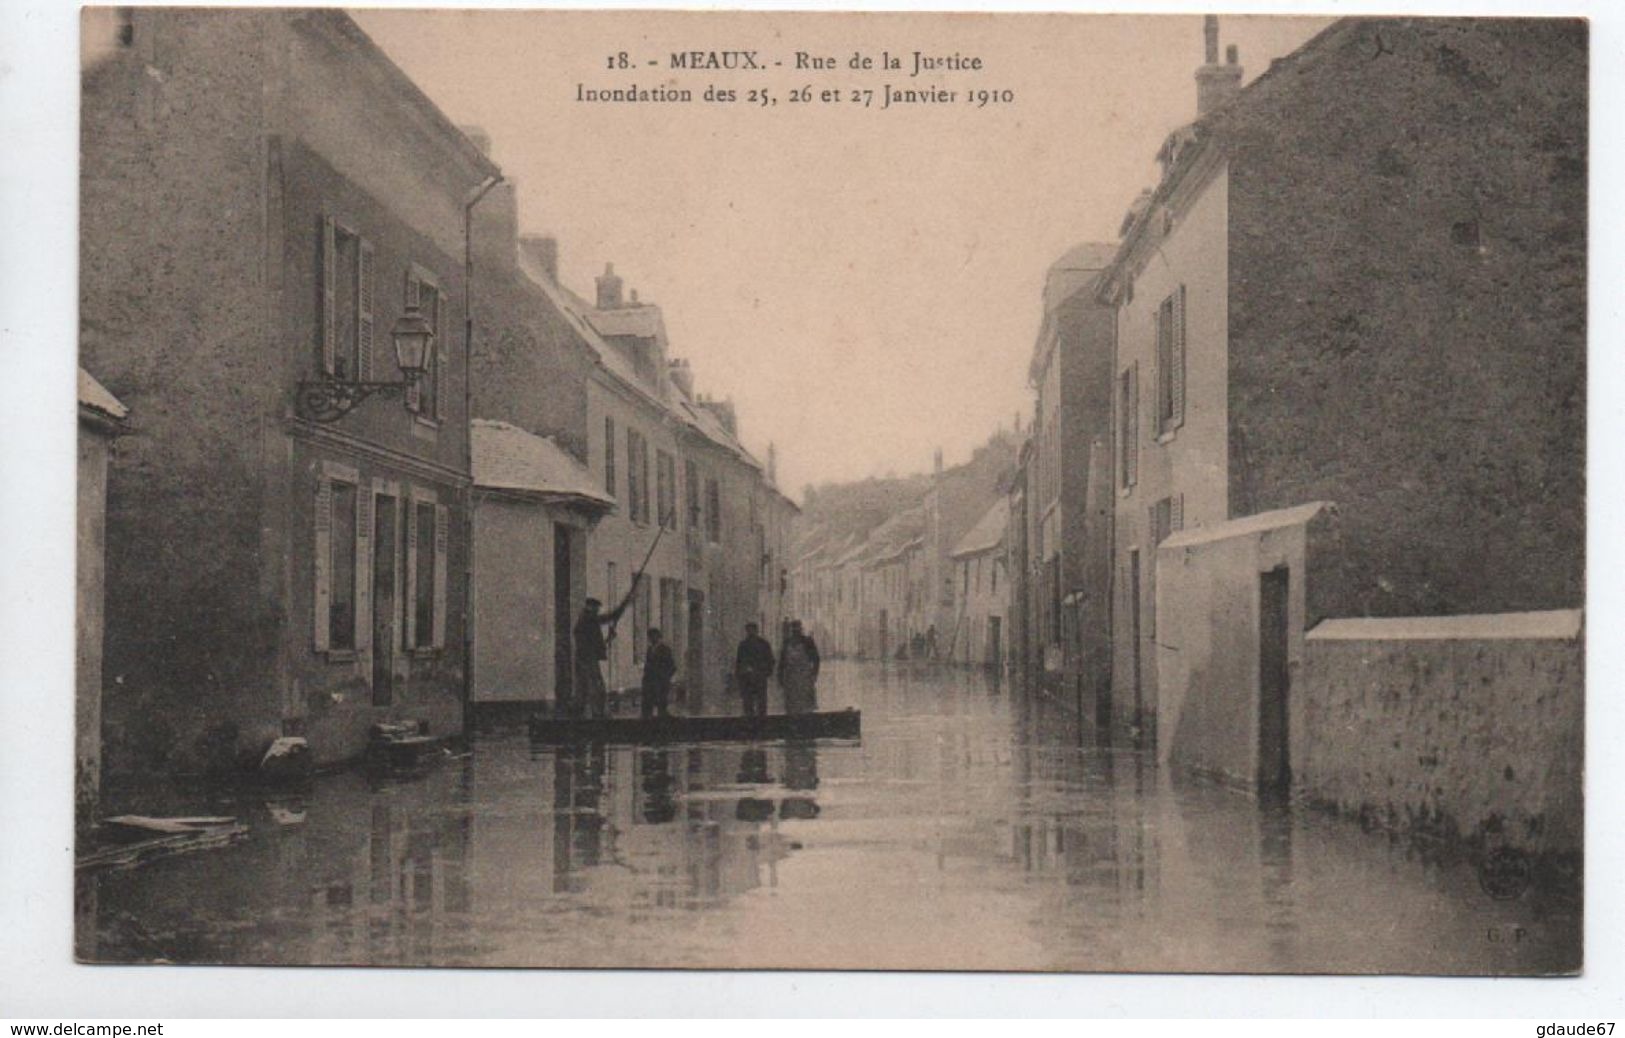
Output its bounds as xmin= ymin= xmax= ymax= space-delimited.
xmin=354 ymin=11 xmax=1331 ymax=496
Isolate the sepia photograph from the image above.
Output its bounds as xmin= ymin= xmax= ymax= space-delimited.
xmin=67 ymin=5 xmax=1585 ymax=978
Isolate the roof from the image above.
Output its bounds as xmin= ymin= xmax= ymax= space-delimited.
xmin=472 ymin=420 xmax=614 ymax=510
xmin=514 ymin=253 xmax=767 ymax=473
xmin=950 ymin=498 xmax=1009 ymax=559
xmin=1309 ymin=609 xmax=1583 ymax=643
xmin=1030 ymin=241 xmax=1115 ymax=382
xmin=1159 ymin=501 xmax=1334 ymax=551
xmin=864 ymin=507 xmax=927 ymax=567
xmin=1098 ymin=19 xmax=1358 ymax=304
xmin=78 ymin=369 xmax=128 ymax=422
xmin=584 ymin=305 xmax=666 ymax=341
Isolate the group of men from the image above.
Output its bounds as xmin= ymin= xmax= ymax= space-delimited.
xmin=566 ymin=592 xmax=821 ymax=720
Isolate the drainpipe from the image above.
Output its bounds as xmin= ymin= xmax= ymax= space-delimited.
xmin=462 ymin=172 xmax=504 ymax=743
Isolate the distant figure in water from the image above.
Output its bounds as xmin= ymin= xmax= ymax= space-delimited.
xmin=640 ymin=627 xmax=676 ymax=719
xmin=778 ymin=620 xmax=821 ymax=715
xmin=734 ymin=622 xmax=775 ymax=718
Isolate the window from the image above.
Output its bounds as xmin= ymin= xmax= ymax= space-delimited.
xmin=406 ymin=494 xmax=447 ymax=652
xmin=1156 ymin=286 xmax=1187 ymax=434
xmin=705 ymin=478 xmax=721 ymax=543
xmin=319 ymin=217 xmax=374 ymax=383
xmin=314 ymin=472 xmax=361 ymax=653
xmin=685 ymin=459 xmax=702 ymax=528
xmin=627 ymin=429 xmax=650 ymax=524
xmin=604 ymin=418 xmax=617 ymax=497
xmin=330 ymin=482 xmax=358 ymax=649
xmin=656 ymin=450 xmax=677 ymax=529
xmin=1119 ymin=365 xmax=1139 ymax=490
xmin=405 ymin=271 xmax=443 ymax=421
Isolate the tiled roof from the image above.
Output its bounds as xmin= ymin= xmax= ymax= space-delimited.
xmin=472 ymin=419 xmax=614 ymax=508
xmin=78 ymin=368 xmax=128 ymax=420
xmin=950 ymin=498 xmax=1008 ymax=559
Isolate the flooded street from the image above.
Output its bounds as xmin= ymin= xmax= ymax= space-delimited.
xmin=84 ymin=661 xmax=1578 ymax=973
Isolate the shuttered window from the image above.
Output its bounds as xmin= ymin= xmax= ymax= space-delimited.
xmin=656 ymin=450 xmax=677 ymax=529
xmin=705 ymin=478 xmax=722 ymax=543
xmin=627 ymin=429 xmax=650 ymax=524
xmin=604 ymin=417 xmax=617 ymax=498
xmin=1119 ymin=365 xmax=1139 ymax=490
xmin=404 ymin=492 xmax=449 ymax=652
xmin=686 ymin=459 xmax=702 ymax=528
xmin=1156 ymin=285 xmax=1188 ymax=434
xmin=313 ymin=462 xmax=361 ymax=654
xmin=319 ymin=217 xmax=373 ymax=383
xmin=404 ymin=270 xmax=442 ymax=420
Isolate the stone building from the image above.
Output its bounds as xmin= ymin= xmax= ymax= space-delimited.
xmin=77 ymin=370 xmax=128 ymax=825
xmin=1020 ymin=244 xmax=1118 ymax=708
xmin=81 ymin=9 xmax=499 ymax=774
xmin=470 ymin=420 xmax=612 ymax=717
xmin=514 ymin=253 xmax=796 ymax=715
xmin=1096 ymin=17 xmax=1585 ymax=764
xmin=946 ymin=498 xmax=1010 ymax=668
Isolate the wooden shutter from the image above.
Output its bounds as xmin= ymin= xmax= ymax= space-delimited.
xmin=357 ymin=240 xmax=376 ymax=380
xmin=321 ymin=216 xmax=337 ymax=376
xmin=1172 ymin=493 xmax=1185 ymax=533
xmin=404 ymin=272 xmax=422 ymax=411
xmin=432 ymin=504 xmax=449 ymax=649
xmin=404 ymin=498 xmax=418 ymax=649
xmin=1172 ymin=284 xmax=1187 ymax=429
xmin=432 ymin=294 xmax=445 ymax=421
xmin=355 ymin=489 xmax=373 ymax=666
xmin=313 ymin=475 xmax=333 ymax=651
xmin=1126 ymin=364 xmax=1140 ymax=488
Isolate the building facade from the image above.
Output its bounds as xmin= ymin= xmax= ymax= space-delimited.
xmin=77 ymin=370 xmax=128 ymax=826
xmin=947 ymin=498 xmax=1010 ymax=667
xmin=1096 ymin=16 xmax=1585 ymax=753
xmin=1021 ymin=245 xmax=1119 ymax=710
xmin=82 ymin=9 xmax=496 ymax=774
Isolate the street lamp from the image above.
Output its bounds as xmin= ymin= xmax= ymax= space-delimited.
xmin=296 ymin=306 xmax=437 ymax=422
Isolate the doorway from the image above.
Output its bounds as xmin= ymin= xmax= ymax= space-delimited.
xmin=1258 ymin=566 xmax=1292 ymax=797
xmin=553 ymin=524 xmax=574 ymax=709
xmin=685 ymin=589 xmax=705 ymax=712
xmin=1127 ymin=549 xmax=1142 ymax=742
xmin=371 ymin=493 xmax=398 ymax=706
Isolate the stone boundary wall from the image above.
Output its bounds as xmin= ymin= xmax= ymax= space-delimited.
xmin=1299 ymin=610 xmax=1583 ymax=865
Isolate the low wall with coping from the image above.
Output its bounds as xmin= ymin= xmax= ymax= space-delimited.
xmin=1299 ymin=610 xmax=1584 ymax=865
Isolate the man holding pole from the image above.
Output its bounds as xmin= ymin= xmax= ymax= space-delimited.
xmin=570 ymin=525 xmax=667 ymax=719
xmin=571 ymin=594 xmax=631 ymax=719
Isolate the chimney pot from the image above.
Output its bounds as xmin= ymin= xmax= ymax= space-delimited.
xmin=1226 ymin=44 xmax=1239 ymax=66
xmin=596 ymin=263 xmax=624 ymax=310
xmin=1203 ymin=15 xmax=1219 ymax=65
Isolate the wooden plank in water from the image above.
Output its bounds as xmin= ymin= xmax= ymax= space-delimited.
xmin=528 ymin=708 xmax=860 ymax=745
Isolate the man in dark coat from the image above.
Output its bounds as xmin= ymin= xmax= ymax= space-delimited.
xmin=571 ymin=594 xmax=630 ymax=719
xmin=734 ymin=622 xmax=775 ymax=719
xmin=640 ymin=627 xmax=677 ymax=719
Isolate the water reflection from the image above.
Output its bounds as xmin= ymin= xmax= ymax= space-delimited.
xmin=84 ymin=660 xmax=1578 ymax=973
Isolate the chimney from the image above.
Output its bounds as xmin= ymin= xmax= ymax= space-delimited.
xmin=461 ymin=124 xmax=493 ymax=156
xmin=519 ymin=234 xmax=558 ymax=282
xmin=596 ymin=262 xmax=623 ymax=310
xmin=668 ymin=357 xmax=695 ymax=398
xmin=1195 ymin=16 xmax=1243 ymax=117
xmin=700 ymin=397 xmax=738 ymax=437
xmin=630 ymin=288 xmax=640 ymax=305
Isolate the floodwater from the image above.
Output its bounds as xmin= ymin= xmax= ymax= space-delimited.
xmin=83 ymin=660 xmax=1579 ymax=973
